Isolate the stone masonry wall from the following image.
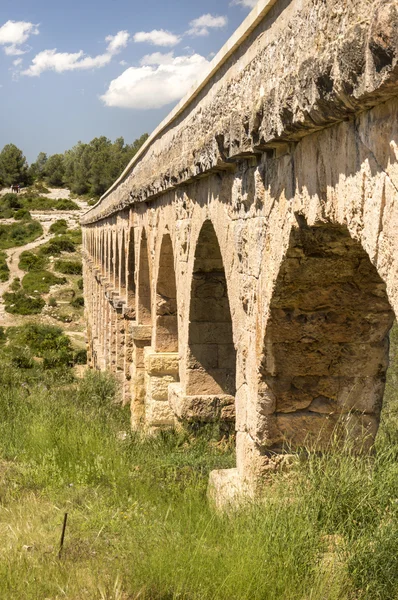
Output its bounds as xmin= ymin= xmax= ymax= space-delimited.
xmin=83 ymin=1 xmax=398 ymax=503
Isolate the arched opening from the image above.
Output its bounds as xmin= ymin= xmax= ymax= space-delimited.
xmin=187 ymin=221 xmax=236 ymax=397
xmin=109 ymin=231 xmax=114 ymax=284
xmin=259 ymin=220 xmax=395 ymax=450
xmin=127 ymin=227 xmax=135 ymax=308
xmin=137 ymin=230 xmax=151 ymax=325
xmin=114 ymin=231 xmax=120 ymax=292
xmin=120 ymin=230 xmax=126 ymax=300
xmin=100 ymin=231 xmax=105 ymax=275
xmin=155 ymin=233 xmax=178 ymax=352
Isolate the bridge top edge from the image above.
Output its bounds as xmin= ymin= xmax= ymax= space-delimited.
xmin=82 ymin=0 xmax=279 ymax=218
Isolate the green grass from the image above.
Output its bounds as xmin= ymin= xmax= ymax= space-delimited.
xmin=0 ymin=221 xmax=42 ymax=249
xmin=21 ymin=270 xmax=66 ymax=294
xmin=0 ymin=327 xmax=396 ymax=598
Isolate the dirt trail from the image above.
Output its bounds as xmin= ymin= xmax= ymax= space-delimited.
xmin=0 ymin=232 xmax=53 ymax=325
xmin=0 ymin=188 xmax=90 ymax=329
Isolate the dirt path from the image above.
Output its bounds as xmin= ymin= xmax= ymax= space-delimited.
xmin=0 ymin=232 xmax=53 ymax=326
xmin=0 ymin=187 xmax=90 ymax=328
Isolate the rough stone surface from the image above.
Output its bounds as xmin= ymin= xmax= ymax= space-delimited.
xmin=83 ymin=1 xmax=398 ymax=503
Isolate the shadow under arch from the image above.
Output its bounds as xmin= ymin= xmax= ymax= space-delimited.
xmin=259 ymin=219 xmax=395 ymax=451
xmin=187 ymin=220 xmax=236 ymax=400
xmin=155 ymin=232 xmax=178 ymax=352
xmin=120 ymin=229 xmax=126 ymax=299
xmin=137 ymin=229 xmax=151 ymax=325
xmin=126 ymin=226 xmax=136 ymax=311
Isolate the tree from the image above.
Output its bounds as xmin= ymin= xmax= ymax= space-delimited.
xmin=28 ymin=152 xmax=48 ymax=181
xmin=44 ymin=154 xmax=65 ymax=187
xmin=0 ymin=144 xmax=29 ymax=187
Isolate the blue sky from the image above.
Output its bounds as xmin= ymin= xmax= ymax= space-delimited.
xmin=0 ymin=0 xmax=255 ymax=163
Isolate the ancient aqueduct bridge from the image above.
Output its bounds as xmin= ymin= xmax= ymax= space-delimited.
xmin=82 ymin=0 xmax=398 ymax=502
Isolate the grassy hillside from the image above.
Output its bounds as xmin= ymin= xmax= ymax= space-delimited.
xmin=0 ymin=323 xmax=396 ymax=599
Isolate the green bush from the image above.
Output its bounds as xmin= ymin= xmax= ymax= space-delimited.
xmin=49 ymin=219 xmax=68 ymax=234
xmin=1 ymin=193 xmax=22 ymax=209
xmin=18 ymin=250 xmax=48 ymax=272
xmin=9 ymin=277 xmax=21 ymax=291
xmin=38 ymin=236 xmax=76 ymax=256
xmin=64 ymin=227 xmax=82 ymax=244
xmin=6 ymin=323 xmax=79 ymax=370
xmin=70 ymin=295 xmax=84 ymax=308
xmin=3 ymin=290 xmax=45 ymax=314
xmin=13 ymin=208 xmax=31 ymax=221
xmin=48 ymin=296 xmax=57 ymax=307
xmin=19 ymin=194 xmax=55 ymax=210
xmin=77 ymin=277 xmax=83 ymax=290
xmin=22 ymin=270 xmax=66 ymax=294
xmin=55 ymin=199 xmax=79 ymax=210
xmin=0 ymin=251 xmax=9 ymax=282
xmin=54 ymin=259 xmax=82 ymax=275
xmin=0 ymin=220 xmax=42 ymax=249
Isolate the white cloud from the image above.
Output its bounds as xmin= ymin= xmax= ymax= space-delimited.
xmin=21 ymin=30 xmax=129 ymax=77
xmin=13 ymin=58 xmax=23 ymax=66
xmin=133 ymin=29 xmax=181 ymax=47
xmin=0 ymin=20 xmax=39 ymax=55
xmin=101 ymin=53 xmax=209 ymax=109
xmin=140 ymin=51 xmax=175 ymax=66
xmin=187 ymin=14 xmax=227 ymax=37
xmin=231 ymin=0 xmax=258 ymax=7
xmin=105 ymin=30 xmax=129 ymax=54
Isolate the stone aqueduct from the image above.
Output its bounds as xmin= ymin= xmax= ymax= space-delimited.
xmin=82 ymin=0 xmax=398 ymax=498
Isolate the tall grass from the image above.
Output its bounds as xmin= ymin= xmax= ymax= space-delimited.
xmin=0 ymin=328 xmax=397 ymax=598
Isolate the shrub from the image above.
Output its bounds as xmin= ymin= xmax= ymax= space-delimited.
xmin=0 ymin=251 xmax=9 ymax=282
xmin=38 ymin=236 xmax=76 ymax=256
xmin=32 ymin=182 xmax=50 ymax=194
xmin=3 ymin=291 xmax=45 ymax=314
xmin=77 ymin=277 xmax=83 ymax=290
xmin=18 ymin=251 xmax=48 ymax=272
xmin=6 ymin=323 xmax=78 ymax=370
xmin=22 ymin=270 xmax=66 ymax=294
xmin=55 ymin=199 xmax=79 ymax=210
xmin=13 ymin=208 xmax=31 ymax=221
xmin=54 ymin=259 xmax=82 ymax=275
xmin=65 ymin=228 xmax=82 ymax=244
xmin=49 ymin=219 xmax=68 ymax=234
xmin=0 ymin=220 xmax=42 ymax=249
xmin=1 ymin=193 xmax=22 ymax=209
xmin=9 ymin=277 xmax=20 ymax=291
xmin=70 ymin=295 xmax=84 ymax=308
xmin=48 ymin=296 xmax=57 ymax=307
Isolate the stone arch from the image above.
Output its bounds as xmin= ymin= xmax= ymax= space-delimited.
xmin=186 ymin=220 xmax=236 ymax=397
xmin=155 ymin=232 xmax=178 ymax=352
xmin=259 ymin=220 xmax=395 ymax=451
xmin=137 ymin=229 xmax=151 ymax=325
xmin=126 ymin=227 xmax=136 ymax=309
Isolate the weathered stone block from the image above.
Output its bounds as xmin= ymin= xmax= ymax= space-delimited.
xmin=146 ymin=398 xmax=175 ymax=426
xmin=130 ymin=324 xmax=152 ymax=341
xmin=144 ymin=350 xmax=179 ymax=375
xmin=147 ymin=375 xmax=177 ymax=401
